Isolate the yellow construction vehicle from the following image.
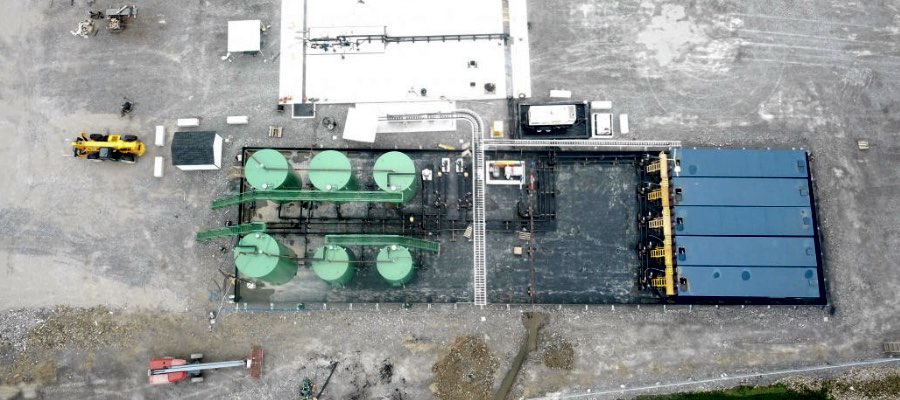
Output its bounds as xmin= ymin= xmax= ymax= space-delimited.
xmin=72 ymin=131 xmax=145 ymax=163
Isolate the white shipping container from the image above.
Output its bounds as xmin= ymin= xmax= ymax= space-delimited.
xmin=155 ymin=125 xmax=165 ymax=147
xmin=590 ymin=100 xmax=612 ymax=110
xmin=153 ymin=157 xmax=164 ymax=178
xmin=177 ymin=118 xmax=200 ymax=127
xmin=619 ymin=114 xmax=630 ymax=134
xmin=226 ymin=115 xmax=249 ymax=125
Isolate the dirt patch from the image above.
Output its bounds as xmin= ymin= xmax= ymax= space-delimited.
xmin=2 ymin=306 xmax=141 ymax=385
xmin=25 ymin=306 xmax=137 ymax=351
xmin=542 ymin=334 xmax=574 ymax=370
xmin=431 ymin=335 xmax=499 ymax=400
xmin=80 ymin=354 xmax=95 ymax=372
xmin=380 ymin=360 xmax=394 ymax=383
xmin=344 ymin=359 xmax=374 ymax=400
xmin=494 ymin=312 xmax=545 ymax=400
xmin=782 ymin=368 xmax=900 ymax=400
xmin=1 ymin=356 xmax=58 ymax=385
xmin=0 ymin=308 xmax=49 ymax=357
xmin=0 ymin=307 xmax=202 ymax=386
xmin=31 ymin=360 xmax=57 ymax=383
xmin=402 ymin=334 xmax=438 ymax=353
xmin=851 ymin=373 xmax=900 ymax=398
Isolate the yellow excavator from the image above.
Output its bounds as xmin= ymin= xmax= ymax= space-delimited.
xmin=72 ymin=131 xmax=145 ymax=163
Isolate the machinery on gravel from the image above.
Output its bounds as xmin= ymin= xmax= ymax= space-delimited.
xmin=106 ymin=5 xmax=138 ymax=32
xmin=148 ymin=345 xmax=263 ymax=385
xmin=71 ymin=131 xmax=145 ymax=163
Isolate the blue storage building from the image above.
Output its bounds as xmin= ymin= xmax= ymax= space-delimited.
xmin=674 ymin=206 xmax=814 ymax=236
xmin=675 ymin=236 xmax=817 ymax=267
xmin=665 ymin=148 xmax=824 ymax=302
xmin=675 ymin=148 xmax=809 ymax=178
xmin=673 ymin=177 xmax=811 ymax=207
xmin=678 ymin=266 xmax=820 ymax=298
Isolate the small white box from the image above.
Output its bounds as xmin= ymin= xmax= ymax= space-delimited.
xmin=155 ymin=125 xmax=165 ymax=147
xmin=226 ymin=116 xmax=249 ymax=125
xmin=590 ymin=101 xmax=613 ymax=110
xmin=153 ymin=157 xmax=164 ymax=178
xmin=549 ymin=89 xmax=572 ymax=98
xmin=177 ymin=118 xmax=200 ymax=127
xmin=619 ymin=114 xmax=630 ymax=134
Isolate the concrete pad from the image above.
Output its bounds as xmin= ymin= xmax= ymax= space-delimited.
xmin=342 ymin=107 xmax=379 ymax=142
xmin=509 ymin=0 xmax=533 ymax=98
xmin=280 ymin=0 xmax=520 ymax=104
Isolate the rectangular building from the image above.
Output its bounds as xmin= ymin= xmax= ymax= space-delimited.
xmin=675 ymin=148 xmax=809 ymax=178
xmin=673 ymin=206 xmax=814 ymax=237
xmin=672 ymin=177 xmax=812 ymax=207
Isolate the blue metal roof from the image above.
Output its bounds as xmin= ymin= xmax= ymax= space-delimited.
xmin=673 ymin=177 xmax=811 ymax=207
xmin=674 ymin=206 xmax=814 ymax=237
xmin=664 ymin=149 xmax=822 ymax=301
xmin=678 ymin=266 xmax=820 ymax=298
xmin=675 ymin=236 xmax=817 ymax=267
xmin=675 ymin=148 xmax=809 ymax=178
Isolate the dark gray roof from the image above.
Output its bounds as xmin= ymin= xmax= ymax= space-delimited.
xmin=171 ymin=131 xmax=217 ymax=165
xmin=293 ymin=103 xmax=315 ymax=118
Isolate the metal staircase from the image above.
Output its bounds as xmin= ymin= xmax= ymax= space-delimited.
xmin=195 ymin=222 xmax=267 ymax=242
xmin=472 ymin=133 xmax=487 ymax=306
xmin=647 ymin=218 xmax=665 ymax=229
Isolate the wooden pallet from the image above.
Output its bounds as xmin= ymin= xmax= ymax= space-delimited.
xmin=249 ymin=345 xmax=264 ymax=379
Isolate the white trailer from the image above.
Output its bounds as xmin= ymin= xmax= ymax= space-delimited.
xmin=527 ymin=105 xmax=576 ymax=126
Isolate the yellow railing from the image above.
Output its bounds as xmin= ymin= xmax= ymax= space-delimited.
xmin=645 ymin=153 xmax=676 ymax=296
xmin=659 ymin=152 xmax=675 ymax=296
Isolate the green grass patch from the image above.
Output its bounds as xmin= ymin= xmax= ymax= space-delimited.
xmin=634 ymin=384 xmax=828 ymax=400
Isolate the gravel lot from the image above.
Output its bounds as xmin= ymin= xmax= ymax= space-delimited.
xmin=0 ymin=0 xmax=898 ymax=399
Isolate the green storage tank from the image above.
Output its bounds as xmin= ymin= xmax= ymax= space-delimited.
xmin=376 ymin=245 xmax=415 ymax=286
xmin=312 ymin=245 xmax=355 ymax=286
xmin=308 ymin=150 xmax=357 ymax=192
xmin=245 ymin=149 xmax=301 ymax=191
xmin=234 ymin=233 xmax=298 ymax=285
xmin=373 ymin=151 xmax=417 ymax=202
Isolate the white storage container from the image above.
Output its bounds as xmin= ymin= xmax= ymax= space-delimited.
xmin=590 ymin=100 xmax=612 ymax=110
xmin=226 ymin=116 xmax=249 ymax=125
xmin=549 ymin=90 xmax=572 ymax=98
xmin=155 ymin=125 xmax=165 ymax=147
xmin=153 ymin=156 xmax=164 ymax=178
xmin=177 ymin=118 xmax=201 ymax=127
